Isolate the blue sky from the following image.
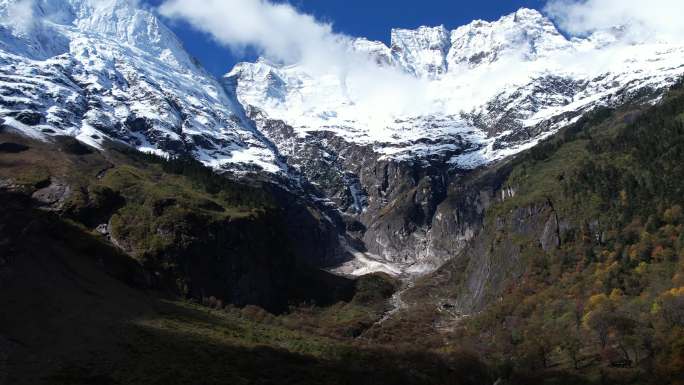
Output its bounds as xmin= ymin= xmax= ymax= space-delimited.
xmin=146 ymin=0 xmax=547 ymax=77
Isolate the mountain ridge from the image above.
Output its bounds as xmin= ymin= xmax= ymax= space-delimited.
xmin=0 ymin=0 xmax=284 ymax=174
xmin=1 ymin=3 xmax=683 ymax=383
xmin=229 ymin=7 xmax=684 ymax=170
xmin=224 ymin=7 xmax=684 ymax=273
xmin=2 ymin=1 xmax=684 ymax=274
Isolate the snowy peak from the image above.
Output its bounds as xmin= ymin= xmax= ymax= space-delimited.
xmin=0 ymin=0 xmax=283 ymax=174
xmin=0 ymin=0 xmax=194 ymax=69
xmin=67 ymin=0 xmax=194 ymax=69
xmin=348 ymin=8 xmax=572 ymax=77
xmin=225 ymin=59 xmax=291 ymax=105
xmin=391 ymin=25 xmax=451 ymax=77
xmin=509 ymin=7 xmax=548 ymax=23
xmin=0 ymin=0 xmax=72 ymax=59
xmin=229 ymin=7 xmax=684 ymax=171
xmin=351 ymin=37 xmax=392 ymax=66
xmin=448 ymin=8 xmax=570 ymax=67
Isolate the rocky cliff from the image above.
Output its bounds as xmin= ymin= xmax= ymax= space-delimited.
xmin=2 ymin=1 xmax=684 ymax=276
xmin=227 ymin=8 xmax=684 ymax=272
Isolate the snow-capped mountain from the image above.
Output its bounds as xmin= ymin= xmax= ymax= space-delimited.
xmin=223 ymin=8 xmax=684 ymax=273
xmin=0 ymin=0 xmax=281 ymax=172
xmin=2 ymin=2 xmax=684 ymax=275
xmin=228 ymin=8 xmax=684 ymax=170
xmin=2 ymin=2 xmax=681 ymax=178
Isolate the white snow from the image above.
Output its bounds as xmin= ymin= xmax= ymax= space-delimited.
xmin=1 ymin=2 xmax=683 ymax=174
xmin=229 ymin=8 xmax=684 ymax=170
xmin=0 ymin=0 xmax=283 ymax=174
xmin=1 ymin=116 xmax=47 ymax=140
xmin=330 ymin=237 xmax=406 ymax=277
xmin=331 ymin=236 xmax=443 ymax=278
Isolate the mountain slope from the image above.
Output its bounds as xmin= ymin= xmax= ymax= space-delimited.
xmin=2 ymin=1 xmax=683 ymax=274
xmin=369 ymin=80 xmax=684 ymax=384
xmin=0 ymin=0 xmax=281 ymax=173
xmin=0 ymin=130 xmax=353 ymax=313
xmin=0 ymin=133 xmax=489 ymax=385
xmin=225 ymin=8 xmax=684 ymax=273
xmin=0 ymin=2 xmax=683 ymax=384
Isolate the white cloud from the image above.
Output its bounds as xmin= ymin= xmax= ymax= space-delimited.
xmin=2 ymin=0 xmax=37 ymax=34
xmin=158 ymin=0 xmax=343 ymax=71
xmin=156 ymin=0 xmax=684 ymax=132
xmin=158 ymin=0 xmax=430 ymax=119
xmin=544 ymin=0 xmax=684 ymax=42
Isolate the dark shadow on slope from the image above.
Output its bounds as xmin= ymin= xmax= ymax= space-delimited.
xmin=0 ymin=142 xmax=29 ymax=153
xmin=0 ymin=191 xmax=492 ymax=385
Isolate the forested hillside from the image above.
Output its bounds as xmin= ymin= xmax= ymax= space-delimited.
xmin=2 ymin=81 xmax=684 ymax=385
xmin=375 ymin=79 xmax=684 ymax=384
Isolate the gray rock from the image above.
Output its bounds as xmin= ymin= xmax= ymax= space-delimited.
xmin=95 ymin=223 xmax=109 ymax=236
xmin=31 ymin=179 xmax=70 ymax=209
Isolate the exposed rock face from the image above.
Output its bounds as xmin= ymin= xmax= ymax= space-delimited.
xmin=249 ymin=105 xmax=517 ymax=271
xmin=226 ymin=8 xmax=684 ymax=273
xmin=247 ymin=108 xmax=455 ymax=270
xmin=422 ymin=165 xmax=512 ymax=267
xmin=454 ymin=202 xmax=562 ymax=312
xmin=359 ymin=163 xmax=448 ymax=266
xmin=13 ymin=111 xmax=43 ymax=126
xmin=2 ymin=1 xmax=684 ymax=276
xmin=31 ymin=178 xmax=70 ymax=209
xmin=401 ymin=182 xmax=574 ymax=315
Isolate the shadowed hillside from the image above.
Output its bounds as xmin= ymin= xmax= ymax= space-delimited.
xmin=0 ymin=132 xmax=491 ymax=385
